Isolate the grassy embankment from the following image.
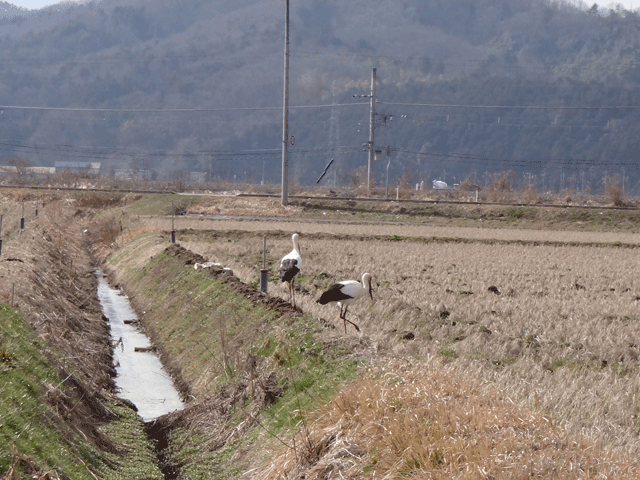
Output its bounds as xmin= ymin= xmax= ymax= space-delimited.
xmin=104 ymin=233 xmax=362 ymax=478
xmin=0 ymin=304 xmax=162 ymax=480
xmin=1 ymin=191 xmax=171 ymax=480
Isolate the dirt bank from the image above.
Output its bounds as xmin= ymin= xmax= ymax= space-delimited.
xmin=0 ymin=193 xmax=163 ymax=479
xmin=1 ymin=197 xmax=116 ymax=435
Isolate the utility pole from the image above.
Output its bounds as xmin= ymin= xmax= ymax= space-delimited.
xmin=367 ymin=68 xmax=377 ymax=195
xmin=281 ymin=0 xmax=290 ymax=206
xmin=354 ymin=68 xmax=378 ymax=195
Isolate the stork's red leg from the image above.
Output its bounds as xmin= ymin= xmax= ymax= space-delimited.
xmin=339 ymin=306 xmax=360 ymax=333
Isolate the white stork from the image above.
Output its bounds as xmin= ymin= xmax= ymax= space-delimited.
xmin=279 ymin=233 xmax=301 ymax=308
xmin=316 ymin=273 xmax=373 ymax=333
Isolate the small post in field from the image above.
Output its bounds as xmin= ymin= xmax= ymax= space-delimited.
xmin=259 ymin=235 xmax=268 ymax=294
xmin=35 ymin=196 xmax=38 ymax=217
xmin=171 ymin=201 xmax=176 ymax=243
xmin=475 ymin=188 xmax=479 ymax=203
xmin=20 ymin=199 xmax=25 ymax=230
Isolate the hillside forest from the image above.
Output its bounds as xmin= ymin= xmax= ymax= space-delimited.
xmin=1 ymin=0 xmax=640 ymax=194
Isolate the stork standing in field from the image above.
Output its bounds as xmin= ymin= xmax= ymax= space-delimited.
xmin=316 ymin=273 xmax=373 ymax=333
xmin=279 ymin=233 xmax=301 ymax=308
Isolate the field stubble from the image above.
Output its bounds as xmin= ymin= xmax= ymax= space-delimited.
xmin=176 ymin=222 xmax=640 ymax=460
xmin=7 ymin=190 xmax=640 ymax=477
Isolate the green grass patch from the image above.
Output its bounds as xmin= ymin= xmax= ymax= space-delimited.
xmin=0 ymin=304 xmax=86 ymax=479
xmin=260 ymin=316 xmax=360 ymax=432
xmin=0 ymin=304 xmax=161 ymax=480
xmin=122 ymin=193 xmax=196 ymax=216
xmin=160 ymin=310 xmax=361 ymax=479
xmin=95 ymin=404 xmax=164 ymax=480
xmin=439 ymin=347 xmax=459 ymax=359
xmin=167 ymin=429 xmax=242 ymax=480
xmin=73 ymin=191 xmax=128 ymax=209
xmin=505 ymin=207 xmax=536 ymax=221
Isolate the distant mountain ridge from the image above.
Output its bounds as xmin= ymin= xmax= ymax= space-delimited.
xmin=0 ymin=0 xmax=639 ymax=192
xmin=0 ymin=1 xmax=28 ymax=16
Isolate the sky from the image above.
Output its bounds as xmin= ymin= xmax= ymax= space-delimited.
xmin=10 ymin=0 xmax=80 ymax=9
xmin=9 ymin=0 xmax=82 ymax=10
xmin=5 ymin=0 xmax=638 ymax=11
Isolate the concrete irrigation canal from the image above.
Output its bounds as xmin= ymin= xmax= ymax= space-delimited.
xmin=97 ymin=272 xmax=184 ymax=422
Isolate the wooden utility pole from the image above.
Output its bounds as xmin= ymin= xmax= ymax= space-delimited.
xmin=281 ymin=0 xmax=290 ymax=206
xmin=367 ymin=68 xmax=377 ymax=195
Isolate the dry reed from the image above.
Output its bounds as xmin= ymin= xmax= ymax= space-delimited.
xmin=81 ymin=195 xmax=640 ymax=473
xmin=179 ymin=227 xmax=640 ymax=461
xmin=256 ymin=360 xmax=640 ymax=479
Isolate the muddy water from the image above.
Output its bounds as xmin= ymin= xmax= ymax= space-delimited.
xmin=97 ymin=273 xmax=184 ymax=422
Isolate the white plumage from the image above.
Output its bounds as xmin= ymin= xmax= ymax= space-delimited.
xmin=316 ymin=272 xmax=373 ymax=333
xmin=279 ymin=233 xmax=301 ymax=308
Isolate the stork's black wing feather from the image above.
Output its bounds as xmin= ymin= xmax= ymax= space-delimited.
xmin=316 ymin=283 xmax=352 ymax=304
xmin=279 ymin=259 xmax=300 ymax=283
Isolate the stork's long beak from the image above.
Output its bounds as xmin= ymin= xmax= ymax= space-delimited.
xmin=368 ymin=282 xmax=374 ymax=301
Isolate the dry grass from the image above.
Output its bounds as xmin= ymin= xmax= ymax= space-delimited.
xmin=176 ymin=227 xmax=640 ymax=463
xmin=73 ymin=191 xmax=133 ymax=209
xmin=485 ymin=171 xmax=514 ymax=203
xmin=92 ymin=214 xmax=122 ymax=248
xmin=522 ymin=185 xmax=542 ymax=204
xmin=605 ymin=175 xmax=626 ymax=207
xmin=0 ymin=195 xmax=121 ymax=459
xmin=90 ymin=212 xmax=156 ymax=260
xmin=256 ymin=360 xmax=640 ymax=479
xmin=187 ymin=195 xmax=305 ymax=218
xmin=11 ymin=190 xmax=640 ymax=478
xmin=48 ymin=192 xmax=640 ymax=476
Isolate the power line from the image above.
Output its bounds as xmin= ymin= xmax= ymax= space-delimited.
xmin=376 ymin=112 xmax=612 ymax=130
xmin=0 ymin=139 xmax=363 ymax=162
xmin=291 ymin=50 xmax=640 ymax=73
xmin=0 ymin=102 xmax=366 ymax=113
xmin=0 ymin=105 xmax=277 ymax=113
xmin=2 ymin=133 xmax=637 ymax=172
xmin=380 ymin=102 xmax=640 ymax=110
xmin=0 ymin=100 xmax=637 ymax=114
xmin=396 ymin=148 xmax=640 ymax=170
xmin=0 ymin=51 xmax=282 ymax=66
xmin=1 ymin=43 xmax=638 ymax=72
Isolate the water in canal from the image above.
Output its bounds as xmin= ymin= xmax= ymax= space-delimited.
xmin=97 ymin=273 xmax=184 ymax=422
